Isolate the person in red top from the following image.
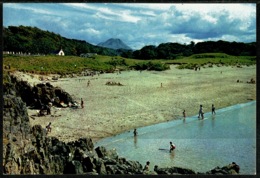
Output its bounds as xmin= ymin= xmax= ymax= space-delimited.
xmin=170 ymin=141 xmax=176 ymax=152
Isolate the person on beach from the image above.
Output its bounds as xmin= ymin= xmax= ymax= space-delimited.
xmin=170 ymin=142 xmax=176 ymax=152
xmin=133 ymin=129 xmax=138 ymax=136
xmin=183 ymin=110 xmax=186 ymax=118
xmin=87 ymin=80 xmax=90 ymax=87
xmin=46 ymin=122 xmax=52 ymax=134
xmin=81 ymin=98 xmax=84 ymax=109
xmin=143 ymin=161 xmax=150 ymax=171
xmin=212 ymin=104 xmax=216 ymax=115
xmin=46 ymin=105 xmax=51 ymax=115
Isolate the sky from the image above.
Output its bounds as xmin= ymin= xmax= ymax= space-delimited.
xmin=3 ymin=3 xmax=256 ymax=50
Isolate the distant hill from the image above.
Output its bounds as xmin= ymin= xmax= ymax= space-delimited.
xmin=3 ymin=26 xmax=256 ymax=59
xmin=3 ymin=25 xmax=118 ymax=56
xmin=97 ymin=38 xmax=132 ymax=50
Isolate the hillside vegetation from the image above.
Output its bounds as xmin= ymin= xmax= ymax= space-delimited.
xmin=3 ymin=54 xmax=170 ymax=74
xmin=3 ymin=26 xmax=121 ymax=56
xmin=168 ymin=53 xmax=256 ymax=69
xmin=3 ymin=53 xmax=255 ymax=74
xmin=3 ymin=26 xmax=256 ymax=60
xmin=123 ymin=41 xmax=256 ymax=59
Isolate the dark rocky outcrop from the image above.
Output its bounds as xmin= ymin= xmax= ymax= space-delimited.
xmin=6 ymin=74 xmax=75 ymax=109
xmin=2 ymin=72 xmax=241 ymax=175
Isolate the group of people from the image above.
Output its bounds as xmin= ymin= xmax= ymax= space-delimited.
xmin=198 ymin=104 xmax=216 ymax=119
xmin=182 ymin=104 xmax=216 ymax=119
xmin=136 ymin=104 xmax=219 ymax=172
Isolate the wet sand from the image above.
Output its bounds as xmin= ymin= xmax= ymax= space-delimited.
xmin=15 ymin=64 xmax=256 ymax=143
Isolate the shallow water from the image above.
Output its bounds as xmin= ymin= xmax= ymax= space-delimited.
xmin=96 ymin=101 xmax=256 ymax=174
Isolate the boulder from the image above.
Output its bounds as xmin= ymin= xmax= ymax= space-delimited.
xmin=74 ymin=138 xmax=94 ymax=152
xmin=97 ymin=162 xmax=107 ymax=175
xmin=82 ymin=156 xmax=96 ymax=172
xmin=95 ymin=146 xmax=107 ymax=158
xmin=205 ymin=162 xmax=240 ymax=175
xmin=63 ymin=160 xmax=83 ymax=174
xmin=169 ymin=167 xmax=196 ymax=174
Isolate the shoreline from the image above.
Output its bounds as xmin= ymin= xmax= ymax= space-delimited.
xmin=96 ymin=100 xmax=256 ymax=142
xmin=14 ymin=64 xmax=256 ymax=143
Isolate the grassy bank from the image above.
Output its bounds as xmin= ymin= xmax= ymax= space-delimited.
xmin=167 ymin=53 xmax=256 ymax=69
xmin=3 ymin=53 xmax=255 ymax=74
xmin=3 ymin=54 xmax=169 ymax=74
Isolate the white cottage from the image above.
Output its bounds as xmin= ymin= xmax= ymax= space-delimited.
xmin=57 ymin=49 xmax=65 ymax=56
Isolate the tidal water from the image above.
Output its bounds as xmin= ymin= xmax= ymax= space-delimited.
xmin=96 ymin=101 xmax=256 ymax=175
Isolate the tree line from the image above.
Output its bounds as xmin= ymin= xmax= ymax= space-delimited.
xmin=4 ymin=25 xmax=256 ymax=59
xmin=121 ymin=40 xmax=256 ymax=59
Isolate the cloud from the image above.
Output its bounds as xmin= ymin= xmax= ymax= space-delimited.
xmin=3 ymin=3 xmax=256 ymax=50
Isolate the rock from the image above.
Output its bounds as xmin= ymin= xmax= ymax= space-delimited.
xmin=97 ymin=162 xmax=107 ymax=175
xmin=82 ymin=156 xmax=96 ymax=172
xmin=85 ymin=171 xmax=99 ymax=175
xmin=143 ymin=170 xmax=158 ymax=175
xmin=73 ymin=148 xmax=84 ymax=161
xmin=74 ymin=138 xmax=94 ymax=152
xmin=64 ymin=160 xmax=83 ymax=174
xmin=95 ymin=146 xmax=107 ymax=158
xmin=106 ymin=148 xmax=118 ymax=160
xmin=8 ymin=74 xmax=76 ymax=109
xmin=125 ymin=160 xmax=143 ymax=173
xmin=206 ymin=162 xmax=240 ymax=175
xmin=105 ymin=165 xmax=116 ymax=174
xmin=103 ymin=157 xmax=118 ymax=166
xmin=169 ymin=167 xmax=196 ymax=174
xmin=154 ymin=165 xmax=171 ymax=174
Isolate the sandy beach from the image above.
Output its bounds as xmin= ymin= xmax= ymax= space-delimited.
xmin=15 ymin=64 xmax=256 ymax=143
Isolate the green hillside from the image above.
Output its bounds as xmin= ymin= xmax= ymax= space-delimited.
xmin=3 ymin=53 xmax=255 ymax=74
xmin=3 ymin=25 xmax=120 ymax=56
xmin=169 ymin=53 xmax=256 ymax=69
xmin=3 ymin=26 xmax=256 ymax=60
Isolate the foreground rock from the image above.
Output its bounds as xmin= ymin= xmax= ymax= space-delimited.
xmin=3 ymin=72 xmax=240 ymax=175
xmin=7 ymin=74 xmax=75 ymax=109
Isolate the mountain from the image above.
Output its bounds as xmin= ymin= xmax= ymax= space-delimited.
xmin=97 ymin=38 xmax=132 ymax=50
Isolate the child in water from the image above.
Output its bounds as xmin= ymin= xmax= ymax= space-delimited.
xmin=170 ymin=141 xmax=176 ymax=152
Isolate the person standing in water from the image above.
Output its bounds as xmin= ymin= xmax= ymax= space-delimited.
xmin=183 ymin=110 xmax=186 ymax=118
xmin=133 ymin=129 xmax=138 ymax=136
xmin=170 ymin=141 xmax=176 ymax=152
xmin=198 ymin=105 xmax=203 ymax=119
xmin=212 ymin=104 xmax=216 ymax=115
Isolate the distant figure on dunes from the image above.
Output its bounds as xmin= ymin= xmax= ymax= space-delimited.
xmin=81 ymin=98 xmax=84 ymax=109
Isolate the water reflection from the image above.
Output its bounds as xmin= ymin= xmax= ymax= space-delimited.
xmin=211 ymin=115 xmax=216 ymax=128
xmin=198 ymin=119 xmax=204 ymax=128
xmin=134 ymin=136 xmax=138 ymax=148
xmin=170 ymin=151 xmax=175 ymax=160
xmin=183 ymin=118 xmax=186 ymax=124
